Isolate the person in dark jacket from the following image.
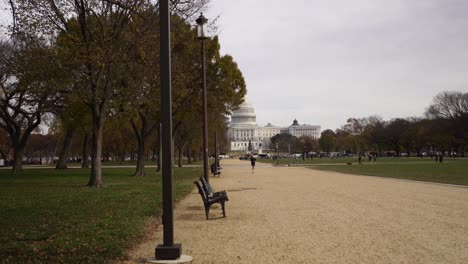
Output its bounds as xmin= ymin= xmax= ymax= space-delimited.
xmin=250 ymin=156 xmax=256 ymax=174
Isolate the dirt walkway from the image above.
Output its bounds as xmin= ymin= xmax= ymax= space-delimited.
xmin=124 ymin=159 xmax=468 ymax=264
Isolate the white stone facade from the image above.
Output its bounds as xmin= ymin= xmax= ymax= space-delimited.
xmin=228 ymin=101 xmax=321 ymax=151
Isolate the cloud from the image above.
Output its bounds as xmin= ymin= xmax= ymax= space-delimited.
xmin=207 ymin=0 xmax=468 ymax=129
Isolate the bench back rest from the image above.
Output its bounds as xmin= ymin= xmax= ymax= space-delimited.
xmin=194 ymin=181 xmax=208 ymax=202
xmin=199 ymin=177 xmax=213 ymax=194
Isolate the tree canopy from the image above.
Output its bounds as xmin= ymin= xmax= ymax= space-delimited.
xmin=0 ymin=0 xmax=246 ymax=184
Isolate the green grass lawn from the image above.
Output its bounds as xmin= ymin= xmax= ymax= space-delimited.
xmin=99 ymin=160 xmax=204 ymax=166
xmin=22 ymin=159 xmax=203 ymax=167
xmin=0 ymin=167 xmax=202 ymax=263
xmin=310 ymin=159 xmax=468 ymax=186
xmin=256 ymin=156 xmax=458 ymax=165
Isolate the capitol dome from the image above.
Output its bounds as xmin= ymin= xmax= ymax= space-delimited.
xmin=230 ymin=101 xmax=257 ymax=125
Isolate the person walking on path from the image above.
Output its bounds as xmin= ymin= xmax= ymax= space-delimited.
xmin=250 ymin=155 xmax=256 ymax=174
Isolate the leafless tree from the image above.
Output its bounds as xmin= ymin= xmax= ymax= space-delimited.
xmin=426 ymin=91 xmax=468 ymax=156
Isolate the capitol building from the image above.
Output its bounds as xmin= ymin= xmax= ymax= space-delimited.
xmin=228 ymin=101 xmax=321 ymax=151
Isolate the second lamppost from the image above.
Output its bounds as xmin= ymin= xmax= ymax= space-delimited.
xmin=197 ymin=13 xmax=210 ymax=183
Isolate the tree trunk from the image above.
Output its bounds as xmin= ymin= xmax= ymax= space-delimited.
xmin=12 ymin=145 xmax=24 ymax=174
xmin=134 ymin=139 xmax=145 ymax=176
xmin=11 ymin=126 xmax=35 ymax=174
xmin=88 ymin=108 xmax=104 ymax=187
xmin=56 ymin=128 xmax=74 ymax=170
xmin=82 ymin=133 xmax=89 ymax=168
xmin=187 ymin=148 xmax=191 ymax=164
xmin=178 ymin=144 xmax=183 ymax=168
xmin=131 ymin=118 xmax=147 ymax=177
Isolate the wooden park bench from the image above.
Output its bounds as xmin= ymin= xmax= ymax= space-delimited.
xmin=210 ymin=163 xmax=221 ymax=177
xmin=194 ymin=180 xmax=228 ymax=220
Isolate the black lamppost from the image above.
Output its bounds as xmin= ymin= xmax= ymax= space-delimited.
xmin=197 ymin=13 xmax=209 ymax=183
xmin=275 ymin=143 xmax=279 ymax=166
xmin=152 ymin=0 xmax=188 ymax=261
xmin=214 ymin=130 xmax=219 ymax=172
xmin=303 ymin=145 xmax=306 ymax=160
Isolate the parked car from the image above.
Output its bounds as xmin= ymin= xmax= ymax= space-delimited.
xmin=239 ymin=155 xmax=250 ymax=160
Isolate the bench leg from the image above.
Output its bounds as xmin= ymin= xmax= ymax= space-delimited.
xmin=221 ymin=201 xmax=226 ymax=217
xmin=204 ymin=205 xmax=210 ymax=220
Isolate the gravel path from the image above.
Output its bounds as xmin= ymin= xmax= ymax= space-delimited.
xmin=123 ymin=159 xmax=468 ymax=264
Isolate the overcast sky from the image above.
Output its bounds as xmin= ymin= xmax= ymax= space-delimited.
xmin=1 ymin=1 xmax=467 ymax=131
xmin=206 ymin=0 xmax=468 ymax=130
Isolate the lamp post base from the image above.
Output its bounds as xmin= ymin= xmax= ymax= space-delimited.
xmin=147 ymin=254 xmax=193 ymax=264
xmin=155 ymin=244 xmax=182 ymax=260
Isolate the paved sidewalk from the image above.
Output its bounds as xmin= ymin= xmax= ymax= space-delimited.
xmin=124 ymin=159 xmax=468 ymax=264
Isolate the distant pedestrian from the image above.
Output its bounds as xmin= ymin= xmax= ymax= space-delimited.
xmin=358 ymin=154 xmax=363 ymax=165
xmin=250 ymin=156 xmax=256 ymax=174
xmin=439 ymin=154 xmax=443 ymax=163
